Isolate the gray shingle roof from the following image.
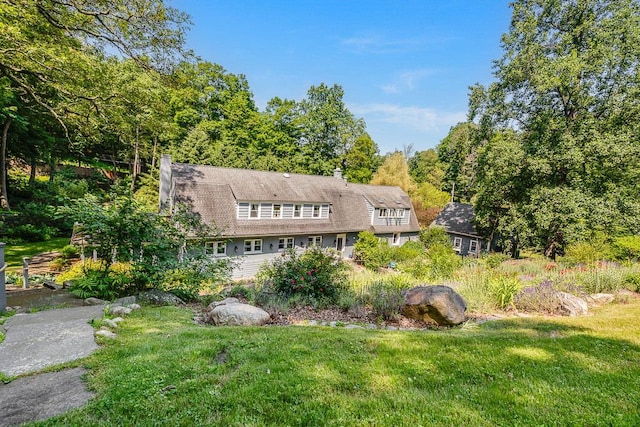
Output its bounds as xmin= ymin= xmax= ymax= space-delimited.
xmin=170 ymin=163 xmax=420 ymax=238
xmin=432 ymin=202 xmax=480 ymax=237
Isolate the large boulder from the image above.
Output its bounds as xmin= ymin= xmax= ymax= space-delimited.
xmin=556 ymin=292 xmax=588 ymax=316
xmin=402 ymin=285 xmax=467 ymax=326
xmin=206 ymin=300 xmax=270 ymax=326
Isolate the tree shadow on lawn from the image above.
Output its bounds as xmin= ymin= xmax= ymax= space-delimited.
xmin=51 ymin=308 xmax=640 ymax=427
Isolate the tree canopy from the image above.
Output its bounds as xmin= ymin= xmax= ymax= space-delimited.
xmin=464 ymin=0 xmax=640 ymax=258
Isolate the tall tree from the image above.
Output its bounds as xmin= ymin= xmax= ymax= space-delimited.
xmin=370 ymin=152 xmax=416 ymax=194
xmin=342 ymin=133 xmax=381 ymax=183
xmin=0 ymin=0 xmax=189 ymax=208
xmin=469 ymin=0 xmax=640 ymax=258
xmin=297 ymin=83 xmax=366 ymax=175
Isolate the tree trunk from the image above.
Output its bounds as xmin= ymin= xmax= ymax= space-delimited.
xmin=1 ymin=117 xmax=12 ymax=210
xmin=28 ymin=155 xmax=37 ymax=187
xmin=131 ymin=122 xmax=140 ymax=191
xmin=151 ymin=136 xmax=158 ymax=170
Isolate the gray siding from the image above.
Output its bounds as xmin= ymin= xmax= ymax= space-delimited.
xmin=237 ymin=202 xmax=250 ymax=218
xmin=371 ymin=208 xmax=411 ymax=226
xmin=260 ymin=203 xmax=272 ymax=219
xmin=226 ymin=233 xmax=359 ymax=279
xmin=450 ymin=234 xmax=483 ymax=257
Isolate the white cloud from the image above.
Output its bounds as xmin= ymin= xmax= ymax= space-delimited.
xmin=349 ymin=103 xmax=467 ymax=132
xmin=380 ymin=69 xmax=438 ymax=94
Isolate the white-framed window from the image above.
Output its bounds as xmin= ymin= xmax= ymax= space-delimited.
xmin=244 ymin=239 xmax=262 ymax=254
xmin=469 ymin=240 xmax=478 ymax=254
xmin=278 ymin=237 xmax=294 ymax=250
xmin=453 ymin=237 xmax=462 ymax=252
xmin=312 ymin=205 xmax=321 ymax=218
xmin=396 ymin=208 xmax=405 ymax=218
xmin=293 ymin=204 xmax=302 ymax=218
xmin=308 ymin=236 xmax=322 ymax=247
xmin=205 ymin=241 xmax=226 ymax=257
xmin=392 ymin=233 xmax=401 ymax=245
xmin=272 ymin=204 xmax=282 ymax=218
xmin=379 ymin=208 xmax=388 ymax=218
xmin=250 ymin=203 xmax=259 ymax=218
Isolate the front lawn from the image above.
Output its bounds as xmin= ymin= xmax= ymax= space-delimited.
xmin=34 ymin=297 xmax=640 ymax=426
xmin=2 ymin=238 xmax=69 ymax=271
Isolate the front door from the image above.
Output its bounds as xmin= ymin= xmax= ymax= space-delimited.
xmin=335 ymin=234 xmax=346 ymax=256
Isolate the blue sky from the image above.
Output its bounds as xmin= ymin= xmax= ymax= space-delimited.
xmin=173 ymin=1 xmax=512 ymax=154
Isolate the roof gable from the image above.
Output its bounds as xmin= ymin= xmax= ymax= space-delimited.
xmin=168 ymin=162 xmax=420 ymax=237
xmin=432 ymin=202 xmax=480 ymax=237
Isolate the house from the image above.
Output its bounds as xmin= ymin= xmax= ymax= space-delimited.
xmin=159 ymin=155 xmax=420 ymax=278
xmin=431 ymin=202 xmax=487 ymax=256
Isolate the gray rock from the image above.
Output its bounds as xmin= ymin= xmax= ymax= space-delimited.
xmin=95 ymin=329 xmax=117 ymax=338
xmin=402 ymin=285 xmax=467 ymax=326
xmin=386 ymin=326 xmax=398 ymax=331
xmin=138 ymin=289 xmax=185 ymax=306
xmin=102 ymin=319 xmax=119 ymax=328
xmin=556 ymin=292 xmax=588 ymax=316
xmin=128 ymin=303 xmax=141 ymax=310
xmin=587 ymin=293 xmax=615 ymax=305
xmin=84 ymin=297 xmax=107 ymax=306
xmin=207 ymin=297 xmax=240 ymax=310
xmin=345 ymin=324 xmax=364 ymax=329
xmin=112 ymin=317 xmax=125 ymax=323
xmin=0 ymin=367 xmax=94 ymax=427
xmin=113 ymin=296 xmax=137 ymax=306
xmin=109 ymin=305 xmax=132 ymax=316
xmin=365 ymin=323 xmax=378 ymax=329
xmin=0 ymin=306 xmax=103 ymax=377
xmin=207 ymin=303 xmax=270 ymax=326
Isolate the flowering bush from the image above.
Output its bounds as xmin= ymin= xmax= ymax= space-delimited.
xmin=257 ymin=247 xmax=349 ymax=302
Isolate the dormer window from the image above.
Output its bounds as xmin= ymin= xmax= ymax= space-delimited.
xmin=313 ymin=205 xmax=320 ymax=218
xmin=272 ymin=204 xmax=281 ymax=218
xmin=250 ymin=203 xmax=259 ymax=218
xmin=379 ymin=208 xmax=388 ymax=218
xmin=294 ymin=204 xmax=302 ymax=218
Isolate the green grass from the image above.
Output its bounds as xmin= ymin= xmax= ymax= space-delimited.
xmin=2 ymin=238 xmax=69 ymax=271
xmin=28 ymin=297 xmax=640 ymax=426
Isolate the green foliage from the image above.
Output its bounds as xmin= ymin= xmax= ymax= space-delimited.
xmin=483 ymin=253 xmax=510 ymax=269
xmin=463 ymin=0 xmax=640 ymax=258
xmin=623 ymin=273 xmax=640 ymax=292
xmin=59 ymin=188 xmax=232 ymax=299
xmin=564 ymin=240 xmax=613 ymax=265
xmin=419 ymin=226 xmax=451 ymax=249
xmin=489 ymin=275 xmax=522 ymax=310
xmin=370 ymin=152 xmax=416 ymax=194
xmin=257 ymin=247 xmax=349 ymax=302
xmin=354 ymin=232 xmax=424 ymax=271
xmin=60 ymin=245 xmax=79 ymax=259
xmin=364 ymin=281 xmax=405 ymax=321
xmin=426 ymin=243 xmax=462 ymax=280
xmin=514 ymin=280 xmax=567 ymax=315
xmin=612 ymin=236 xmax=640 ymax=261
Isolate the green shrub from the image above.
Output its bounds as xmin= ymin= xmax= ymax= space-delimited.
xmin=419 ymin=226 xmax=451 ymax=249
xmin=367 ymin=281 xmax=405 ymax=321
xmin=257 ymin=247 xmax=349 ymax=302
xmin=612 ymin=236 xmax=640 ymax=260
xmin=565 ymin=264 xmax=626 ymax=294
xmin=489 ymin=275 xmax=522 ymax=310
xmin=398 ymin=257 xmax=431 ymax=279
xmin=60 ymin=245 xmax=79 ymax=259
xmin=564 ymin=241 xmax=613 ymax=264
xmin=514 ymin=280 xmax=562 ymax=314
xmin=427 ymin=243 xmax=462 ymax=280
xmin=483 ymin=253 xmax=510 ymax=269
xmin=623 ymin=273 xmax=640 ymax=292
